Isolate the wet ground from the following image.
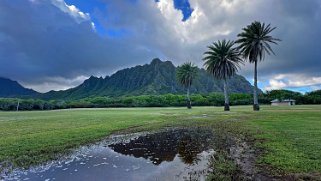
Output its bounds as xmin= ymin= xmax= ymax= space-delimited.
xmin=2 ymin=128 xmax=216 ymax=181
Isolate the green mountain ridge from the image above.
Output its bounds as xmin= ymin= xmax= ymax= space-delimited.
xmin=42 ymin=58 xmax=257 ymax=99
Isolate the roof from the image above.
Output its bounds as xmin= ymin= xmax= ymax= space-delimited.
xmin=283 ymin=99 xmax=296 ymax=102
xmin=271 ymin=99 xmax=279 ymax=103
xmin=271 ymin=99 xmax=296 ymax=103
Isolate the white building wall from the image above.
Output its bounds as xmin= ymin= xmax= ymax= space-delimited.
xmin=271 ymin=102 xmax=294 ymax=106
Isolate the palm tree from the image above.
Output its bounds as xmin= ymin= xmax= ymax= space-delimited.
xmin=176 ymin=62 xmax=198 ymax=109
xmin=203 ymin=40 xmax=243 ymax=111
xmin=236 ymin=21 xmax=280 ymax=111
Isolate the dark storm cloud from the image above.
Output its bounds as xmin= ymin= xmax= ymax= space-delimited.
xmin=0 ymin=0 xmax=155 ymax=91
xmin=0 ymin=0 xmax=321 ymax=92
xmin=255 ymin=0 xmax=321 ymax=78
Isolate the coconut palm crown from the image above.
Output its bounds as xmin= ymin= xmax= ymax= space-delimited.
xmin=203 ymin=40 xmax=243 ymax=80
xmin=236 ymin=21 xmax=280 ymax=111
xmin=176 ymin=62 xmax=198 ymax=109
xmin=203 ymin=40 xmax=243 ymax=111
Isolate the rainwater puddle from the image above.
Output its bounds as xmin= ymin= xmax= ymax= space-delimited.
xmin=2 ymin=128 xmax=215 ymax=181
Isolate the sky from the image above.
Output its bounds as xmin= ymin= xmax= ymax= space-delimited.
xmin=0 ymin=0 xmax=321 ymax=93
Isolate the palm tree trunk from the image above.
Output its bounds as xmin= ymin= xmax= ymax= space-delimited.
xmin=187 ymin=86 xmax=191 ymax=109
xmin=253 ymin=60 xmax=260 ymax=111
xmin=223 ymin=80 xmax=230 ymax=111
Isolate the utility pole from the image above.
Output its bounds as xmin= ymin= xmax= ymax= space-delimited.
xmin=16 ymin=100 xmax=20 ymax=111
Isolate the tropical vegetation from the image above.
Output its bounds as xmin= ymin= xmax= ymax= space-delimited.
xmin=0 ymin=89 xmax=320 ymax=111
xmin=236 ymin=21 xmax=280 ymax=111
xmin=203 ymin=40 xmax=243 ymax=111
xmin=176 ymin=62 xmax=198 ymax=108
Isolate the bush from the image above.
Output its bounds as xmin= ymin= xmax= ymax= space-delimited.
xmin=0 ymin=89 xmax=320 ymax=111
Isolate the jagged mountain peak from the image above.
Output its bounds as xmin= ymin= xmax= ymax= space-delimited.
xmin=42 ymin=58 xmax=255 ymax=99
xmin=151 ymin=58 xmax=162 ymax=64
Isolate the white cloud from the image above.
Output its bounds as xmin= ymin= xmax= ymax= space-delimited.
xmin=51 ymin=0 xmax=91 ymax=24
xmin=20 ymin=76 xmax=89 ymax=93
xmin=264 ymin=74 xmax=321 ymax=90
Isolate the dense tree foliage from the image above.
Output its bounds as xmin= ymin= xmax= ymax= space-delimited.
xmin=1 ymin=90 xmax=319 ymax=111
xmin=305 ymin=90 xmax=321 ymax=104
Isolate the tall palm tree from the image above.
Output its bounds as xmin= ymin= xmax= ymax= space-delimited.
xmin=176 ymin=62 xmax=198 ymax=109
xmin=236 ymin=21 xmax=280 ymax=111
xmin=203 ymin=40 xmax=243 ymax=111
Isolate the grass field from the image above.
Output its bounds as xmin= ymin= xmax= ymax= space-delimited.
xmin=0 ymin=105 xmax=321 ymax=176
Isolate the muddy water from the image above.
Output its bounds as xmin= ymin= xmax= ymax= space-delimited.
xmin=2 ymin=128 xmax=215 ymax=181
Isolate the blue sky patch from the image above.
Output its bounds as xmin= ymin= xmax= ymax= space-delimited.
xmin=155 ymin=0 xmax=193 ymax=21
xmin=173 ymin=0 xmax=193 ymax=21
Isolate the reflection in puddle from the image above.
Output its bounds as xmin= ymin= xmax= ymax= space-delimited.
xmin=2 ymin=128 xmax=215 ymax=181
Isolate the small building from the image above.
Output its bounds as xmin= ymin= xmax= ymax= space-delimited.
xmin=271 ymin=99 xmax=296 ymax=106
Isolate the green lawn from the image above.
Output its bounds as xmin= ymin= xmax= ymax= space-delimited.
xmin=0 ymin=105 xmax=321 ymax=176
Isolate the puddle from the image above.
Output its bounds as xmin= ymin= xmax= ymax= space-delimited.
xmin=2 ymin=128 xmax=215 ymax=181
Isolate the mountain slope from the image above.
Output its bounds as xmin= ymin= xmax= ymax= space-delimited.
xmin=0 ymin=77 xmax=38 ymax=97
xmin=42 ymin=58 xmax=256 ymax=99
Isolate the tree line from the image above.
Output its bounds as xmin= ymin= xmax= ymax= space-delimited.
xmin=1 ymin=90 xmax=320 ymax=111
xmin=177 ymin=21 xmax=280 ymax=111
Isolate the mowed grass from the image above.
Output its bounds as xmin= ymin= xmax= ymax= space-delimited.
xmin=0 ymin=105 xmax=321 ymax=175
xmin=248 ymin=105 xmax=321 ymax=173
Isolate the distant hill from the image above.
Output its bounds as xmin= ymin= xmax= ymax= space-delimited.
xmin=42 ymin=58 xmax=257 ymax=100
xmin=0 ymin=77 xmax=38 ymax=97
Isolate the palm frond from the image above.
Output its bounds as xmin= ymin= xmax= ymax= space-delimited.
xmin=176 ymin=62 xmax=198 ymax=88
xmin=203 ymin=40 xmax=243 ymax=80
xmin=236 ymin=21 xmax=280 ymax=63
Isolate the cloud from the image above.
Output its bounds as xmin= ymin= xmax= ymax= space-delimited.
xmin=51 ymin=0 xmax=91 ymax=23
xmin=21 ymin=75 xmax=88 ymax=93
xmin=0 ymin=0 xmax=321 ymax=92
xmin=0 ymin=0 xmax=155 ymax=92
xmin=264 ymin=74 xmax=321 ymax=91
xmin=96 ymin=0 xmax=321 ymax=78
